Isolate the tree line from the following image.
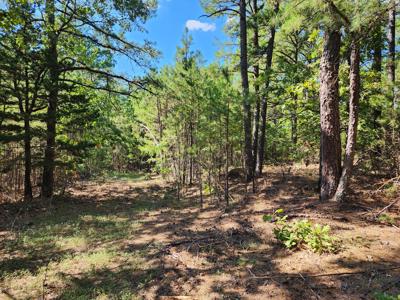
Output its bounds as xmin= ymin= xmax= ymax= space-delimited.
xmin=0 ymin=0 xmax=398 ymax=205
xmin=0 ymin=0 xmax=157 ymax=201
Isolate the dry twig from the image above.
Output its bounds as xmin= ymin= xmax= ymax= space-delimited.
xmin=247 ymin=266 xmax=400 ymax=280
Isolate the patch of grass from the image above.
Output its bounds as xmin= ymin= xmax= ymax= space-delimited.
xmin=106 ymin=171 xmax=148 ymax=182
xmin=238 ymin=241 xmax=261 ymax=251
xmin=377 ymin=213 xmax=396 ymax=225
xmin=235 ymin=256 xmax=257 ymax=267
xmin=1 ymin=248 xmax=147 ymax=299
xmin=374 ymin=292 xmax=400 ymax=300
xmin=384 ymin=184 xmax=399 ymax=198
xmin=0 ymin=199 xmax=152 ymax=298
xmin=347 ymin=235 xmax=373 ymax=247
xmin=56 ymin=236 xmax=88 ymax=251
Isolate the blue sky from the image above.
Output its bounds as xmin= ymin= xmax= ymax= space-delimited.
xmin=116 ymin=0 xmax=229 ymax=75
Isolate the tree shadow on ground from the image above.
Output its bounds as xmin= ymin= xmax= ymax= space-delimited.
xmin=1 ymin=171 xmax=399 ymax=299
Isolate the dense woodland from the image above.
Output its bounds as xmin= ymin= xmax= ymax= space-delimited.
xmin=0 ymin=0 xmax=399 ymax=299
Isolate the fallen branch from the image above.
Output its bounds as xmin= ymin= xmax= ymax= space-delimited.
xmin=374 ymin=176 xmax=400 ymax=193
xmin=375 ymin=198 xmax=400 ymax=218
xmin=160 ymin=235 xmax=223 ymax=253
xmin=247 ymin=266 xmax=400 ymax=280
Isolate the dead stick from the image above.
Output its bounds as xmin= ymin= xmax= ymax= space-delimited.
xmin=299 ymin=273 xmax=321 ymax=300
xmin=374 ymin=177 xmax=400 ymax=192
xmin=375 ymin=198 xmax=400 ymax=217
xmin=247 ymin=266 xmax=400 ymax=280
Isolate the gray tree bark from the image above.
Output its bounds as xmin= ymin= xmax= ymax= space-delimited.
xmin=333 ymin=39 xmax=360 ymax=202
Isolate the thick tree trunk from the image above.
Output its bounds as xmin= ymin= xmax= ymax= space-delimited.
xmin=23 ymin=116 xmax=33 ymax=201
xmin=387 ymin=0 xmax=396 ymax=108
xmin=256 ymin=1 xmax=278 ymax=175
xmin=239 ymin=0 xmax=253 ymax=182
xmin=42 ymin=0 xmax=59 ymax=199
xmin=319 ymin=29 xmax=342 ymax=201
xmin=333 ymin=39 xmax=360 ymax=202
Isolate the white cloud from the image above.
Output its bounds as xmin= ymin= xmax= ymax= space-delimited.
xmin=185 ymin=20 xmax=216 ymax=32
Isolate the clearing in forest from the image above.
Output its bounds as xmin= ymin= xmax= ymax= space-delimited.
xmin=0 ymin=166 xmax=399 ymax=300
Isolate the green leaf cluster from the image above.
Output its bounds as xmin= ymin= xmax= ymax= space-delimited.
xmin=264 ymin=209 xmax=340 ymax=254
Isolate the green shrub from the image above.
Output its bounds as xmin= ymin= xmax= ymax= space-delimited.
xmin=305 ymin=224 xmax=338 ymax=253
xmin=273 ymin=219 xmax=312 ymax=249
xmin=263 ymin=209 xmax=339 ymax=253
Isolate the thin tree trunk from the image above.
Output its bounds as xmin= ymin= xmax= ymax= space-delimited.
xmin=23 ymin=116 xmax=33 ymax=201
xmin=17 ymin=65 xmax=33 ymax=201
xmin=319 ymin=28 xmax=342 ymax=201
xmin=42 ymin=0 xmax=59 ymax=199
xmin=199 ymin=165 xmax=203 ymax=209
xmin=387 ymin=1 xmax=398 ymax=175
xmin=225 ymin=97 xmax=230 ymax=206
xmin=239 ymin=0 xmax=253 ymax=182
xmin=372 ymin=20 xmax=382 ymax=123
xmin=252 ymin=0 xmax=260 ymax=175
xmin=333 ymin=39 xmax=360 ymax=202
xmin=189 ymin=120 xmax=193 ymax=185
xmin=372 ymin=27 xmax=382 ymax=78
xmin=387 ymin=0 xmax=396 ymax=108
xmin=291 ymin=94 xmax=298 ymax=145
xmin=256 ymin=1 xmax=278 ymax=175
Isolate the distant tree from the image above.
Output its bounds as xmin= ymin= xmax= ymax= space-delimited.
xmin=0 ymin=2 xmax=47 ymax=201
xmin=38 ymin=0 xmax=158 ymax=199
xmin=238 ymin=0 xmax=254 ymax=182
xmin=387 ymin=0 xmax=396 ymax=109
xmin=256 ymin=0 xmax=279 ymax=175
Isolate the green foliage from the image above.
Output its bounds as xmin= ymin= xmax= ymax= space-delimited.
xmin=264 ymin=210 xmax=339 ymax=253
xmin=377 ymin=214 xmax=396 ymax=225
xmin=203 ymin=183 xmax=214 ymax=196
xmin=374 ymin=292 xmax=400 ymax=300
xmin=385 ymin=185 xmax=399 ymax=198
xmin=305 ymin=224 xmax=338 ymax=254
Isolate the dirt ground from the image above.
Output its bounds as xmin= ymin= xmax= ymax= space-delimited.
xmin=1 ymin=165 xmax=399 ymax=299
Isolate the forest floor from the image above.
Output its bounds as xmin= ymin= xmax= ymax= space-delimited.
xmin=0 ymin=165 xmax=399 ymax=300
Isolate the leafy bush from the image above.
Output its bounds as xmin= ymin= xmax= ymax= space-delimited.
xmin=305 ymin=224 xmax=338 ymax=253
xmin=263 ymin=209 xmax=339 ymax=253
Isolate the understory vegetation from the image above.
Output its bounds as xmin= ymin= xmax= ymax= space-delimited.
xmin=264 ymin=209 xmax=340 ymax=253
xmin=0 ymin=0 xmax=399 ymax=299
